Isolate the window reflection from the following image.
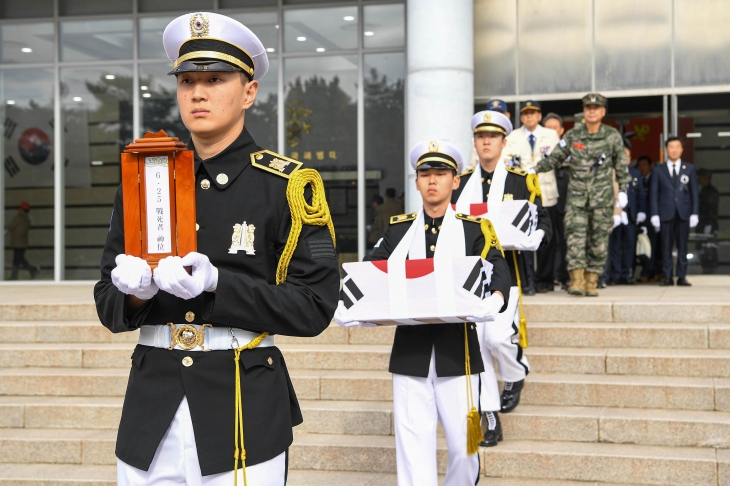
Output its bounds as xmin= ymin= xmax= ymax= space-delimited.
xmin=364 ymin=53 xmax=405 ymax=251
xmin=284 ymin=7 xmax=358 ymax=53
xmin=61 ymin=67 xmax=133 ymax=279
xmin=229 ymin=11 xmax=279 ymax=54
xmin=363 ymin=4 xmax=405 ymax=49
xmin=61 ymin=19 xmax=133 ymax=61
xmin=139 ymin=17 xmax=175 ymax=59
xmin=246 ymin=59 xmax=278 ymax=151
xmin=284 ymin=55 xmax=358 ymax=263
xmin=2 ymin=68 xmax=55 ymax=280
xmin=140 ymin=63 xmax=184 ymax=139
xmin=0 ymin=23 xmax=55 ymax=64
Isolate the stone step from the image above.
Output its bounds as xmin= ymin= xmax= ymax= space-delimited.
xmin=0 ymin=368 xmax=129 ymax=397
xmin=0 ymin=428 xmax=116 ymax=465
xmin=0 ymin=322 xmax=138 ymax=344
xmin=289 ymin=433 xmax=722 ymax=485
xmin=0 ymin=464 xmax=115 ymax=486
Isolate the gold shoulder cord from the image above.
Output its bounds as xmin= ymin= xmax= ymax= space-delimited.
xmin=233 ymin=168 xmax=335 ymax=486
xmin=526 ymin=173 xmax=542 ymax=204
xmin=511 ymin=251 xmax=529 ymax=349
xmin=464 ymin=323 xmax=481 ymax=455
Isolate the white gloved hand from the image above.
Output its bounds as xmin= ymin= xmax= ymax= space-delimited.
xmin=333 ymin=301 xmax=376 ymax=328
xmin=641 ymin=226 xmax=648 ymax=235
xmin=153 ymin=252 xmax=218 ymax=300
xmin=636 ymin=212 xmax=646 ymax=224
xmin=651 ymin=215 xmax=661 ymax=231
xmin=613 ymin=214 xmax=621 ymax=228
xmin=617 ymin=191 xmax=628 ymax=209
xmin=111 ymin=254 xmax=158 ymax=300
xmin=689 ymin=214 xmax=699 ymax=228
xmin=527 ymin=167 xmax=537 ymax=175
xmin=529 ymin=229 xmax=545 ymax=247
xmin=466 ymin=293 xmax=504 ymax=323
xmin=621 ymin=211 xmax=629 ymax=226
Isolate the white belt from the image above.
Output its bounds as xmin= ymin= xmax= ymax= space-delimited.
xmin=139 ymin=324 xmax=275 ymax=351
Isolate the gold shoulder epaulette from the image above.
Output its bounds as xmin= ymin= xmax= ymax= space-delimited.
xmin=506 ymin=166 xmax=527 ymax=176
xmin=458 ymin=167 xmax=475 ymax=177
xmin=250 ymin=150 xmax=303 ymax=179
xmin=390 ymin=212 xmax=417 ymax=224
xmin=456 ymin=213 xmax=483 ymax=224
xmin=479 ymin=218 xmax=504 ymax=258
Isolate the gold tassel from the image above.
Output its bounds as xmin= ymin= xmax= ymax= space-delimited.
xmin=464 ymin=323 xmax=481 ymax=455
xmin=511 ymin=251 xmax=528 ymax=349
xmin=526 ymin=173 xmax=542 ymax=204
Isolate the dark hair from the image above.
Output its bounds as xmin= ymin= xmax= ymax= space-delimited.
xmin=385 ymin=188 xmax=396 ymax=198
xmin=636 ymin=155 xmax=652 ymax=166
xmin=665 ymin=136 xmax=684 ymax=148
xmin=372 ymin=195 xmax=384 ymax=205
xmin=543 ymin=112 xmax=563 ymax=127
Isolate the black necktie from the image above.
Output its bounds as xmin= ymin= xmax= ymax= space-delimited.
xmin=529 ymin=134 xmax=536 ymax=152
xmin=672 ymin=164 xmax=677 ymax=184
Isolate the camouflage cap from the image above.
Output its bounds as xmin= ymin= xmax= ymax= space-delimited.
xmin=582 ymin=93 xmax=607 ymax=107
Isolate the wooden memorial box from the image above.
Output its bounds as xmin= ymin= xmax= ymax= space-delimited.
xmin=121 ymin=130 xmax=197 ymax=269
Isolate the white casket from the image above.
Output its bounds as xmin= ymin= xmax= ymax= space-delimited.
xmin=340 ymin=256 xmax=493 ymax=326
xmin=456 ymin=200 xmax=538 ymax=251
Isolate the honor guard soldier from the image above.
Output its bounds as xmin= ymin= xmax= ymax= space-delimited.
xmin=94 ymin=13 xmax=339 ymax=485
xmin=452 ymin=111 xmax=551 ymax=446
xmin=533 ymin=93 xmax=630 ymax=297
xmin=336 ymin=140 xmax=511 ymax=486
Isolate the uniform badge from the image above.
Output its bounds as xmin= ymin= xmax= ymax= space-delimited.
xmin=503 ymin=194 xmax=514 ymax=201
xmin=483 ymin=113 xmax=492 ymax=122
xmin=573 ymin=142 xmax=586 ymax=150
xmin=680 ymin=174 xmax=689 ymax=184
xmin=541 ymin=146 xmax=551 ymax=153
xmin=190 ymin=13 xmax=210 ymax=37
xmin=559 ymin=139 xmax=567 ymax=148
xmin=229 ymin=221 xmax=256 ymax=255
xmin=269 ymin=157 xmax=291 ymax=172
xmin=429 ymin=140 xmax=440 ymax=152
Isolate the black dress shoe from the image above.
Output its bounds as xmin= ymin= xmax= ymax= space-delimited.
xmin=676 ymin=277 xmax=692 ymax=286
xmin=561 ymin=282 xmax=569 ymax=291
xmin=522 ymin=286 xmax=536 ymax=296
xmin=501 ymin=379 xmax=524 ymax=413
xmin=619 ymin=277 xmax=636 ymax=285
xmin=479 ymin=411 xmax=502 ymax=447
xmin=659 ymin=279 xmax=674 ymax=286
xmin=535 ymin=285 xmax=548 ymax=293
xmin=598 ymin=279 xmax=607 ymax=289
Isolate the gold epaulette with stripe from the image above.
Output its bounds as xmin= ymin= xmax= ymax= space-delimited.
xmin=390 ymin=212 xmax=417 ymax=224
xmin=250 ymin=150 xmax=303 ymax=179
xmin=455 ymin=213 xmax=483 ymax=223
xmin=458 ymin=167 xmax=476 ymax=177
xmin=505 ymin=166 xmax=527 ymax=176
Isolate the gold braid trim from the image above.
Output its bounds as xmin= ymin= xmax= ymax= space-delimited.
xmin=479 ymin=219 xmax=504 ymax=259
xmin=276 ymin=169 xmax=336 ymax=285
xmin=233 ymin=170 xmax=333 ymax=485
xmin=464 ymin=323 xmax=481 ymax=455
xmin=511 ymin=251 xmax=529 ymax=349
xmin=526 ymin=173 xmax=542 ymax=204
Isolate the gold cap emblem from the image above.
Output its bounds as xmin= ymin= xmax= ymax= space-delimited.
xmin=492 ymin=101 xmax=499 ymax=107
xmin=428 ymin=140 xmax=439 ymax=153
xmin=190 ymin=13 xmax=210 ymax=38
xmin=484 ymin=112 xmax=492 ymax=122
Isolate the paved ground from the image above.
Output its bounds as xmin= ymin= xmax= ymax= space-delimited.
xmin=1 ymin=275 xmax=728 ymax=305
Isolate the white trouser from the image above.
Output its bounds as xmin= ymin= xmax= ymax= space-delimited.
xmin=393 ymin=350 xmax=480 ymax=486
xmin=480 ymin=286 xmax=530 ymax=384
xmin=117 ymin=397 xmax=286 ymax=486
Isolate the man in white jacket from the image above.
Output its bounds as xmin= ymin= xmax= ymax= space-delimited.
xmin=502 ymin=100 xmax=560 ymax=293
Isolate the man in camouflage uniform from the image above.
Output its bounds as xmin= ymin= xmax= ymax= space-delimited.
xmin=533 ymin=94 xmax=629 ymax=296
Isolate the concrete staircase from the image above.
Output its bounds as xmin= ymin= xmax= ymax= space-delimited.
xmin=0 ymin=283 xmax=729 ymax=485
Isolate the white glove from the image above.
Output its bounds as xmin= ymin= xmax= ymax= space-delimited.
xmin=689 ymin=214 xmax=699 ymax=228
xmin=333 ymin=301 xmax=376 ymax=328
xmin=111 ymin=255 xmax=158 ymax=300
xmin=529 ymin=229 xmax=545 ymax=247
xmin=153 ymin=252 xmax=218 ymax=300
xmin=613 ymin=214 xmax=621 ymax=228
xmin=527 ymin=168 xmax=537 ymax=175
xmin=641 ymin=226 xmax=648 ymax=235
xmin=617 ymin=191 xmax=628 ymax=209
xmin=621 ymin=211 xmax=629 ymax=226
xmin=466 ymin=293 xmax=504 ymax=323
xmin=651 ymin=215 xmax=660 ymax=231
xmin=636 ymin=212 xmax=646 ymax=224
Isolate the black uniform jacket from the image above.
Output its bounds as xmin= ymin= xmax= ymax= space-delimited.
xmin=452 ymin=167 xmax=553 ymax=287
xmin=93 ymin=128 xmax=340 ymax=475
xmin=365 ymin=212 xmax=511 ymax=378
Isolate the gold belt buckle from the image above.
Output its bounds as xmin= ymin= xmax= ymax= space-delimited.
xmin=167 ymin=323 xmax=212 ymax=351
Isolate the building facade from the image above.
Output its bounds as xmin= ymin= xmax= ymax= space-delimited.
xmin=1 ymin=0 xmax=728 ymax=280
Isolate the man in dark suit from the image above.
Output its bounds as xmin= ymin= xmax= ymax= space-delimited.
xmin=609 ymin=163 xmax=646 ymax=284
xmin=650 ymin=137 xmax=699 ymax=286
xmin=636 ymin=156 xmax=662 ymax=281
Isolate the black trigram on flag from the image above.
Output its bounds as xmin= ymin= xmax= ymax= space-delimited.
xmin=4 ymin=155 xmax=19 ymax=178
xmin=4 ymin=117 xmax=17 ymax=139
xmin=511 ymin=202 xmax=531 ymax=234
xmin=340 ymin=270 xmax=364 ymax=309
xmin=462 ymin=259 xmax=488 ymax=298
